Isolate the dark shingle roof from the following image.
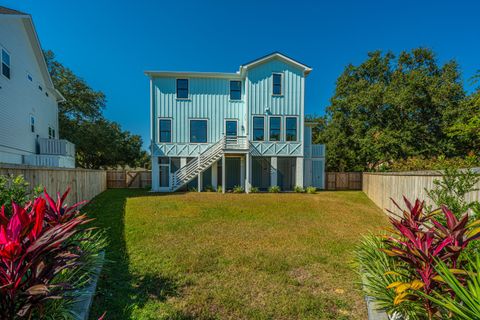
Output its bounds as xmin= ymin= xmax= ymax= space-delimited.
xmin=0 ymin=6 xmax=28 ymax=15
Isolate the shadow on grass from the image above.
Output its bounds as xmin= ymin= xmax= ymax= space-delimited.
xmin=85 ymin=189 xmax=192 ymax=319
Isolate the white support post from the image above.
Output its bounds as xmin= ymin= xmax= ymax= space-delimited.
xmin=222 ymin=154 xmax=226 ymax=194
xmin=151 ymin=156 xmax=159 ymax=191
xmin=197 ymin=157 xmax=202 ymax=192
xmin=180 ymin=157 xmax=187 ymax=168
xmin=271 ymin=156 xmax=278 ymax=187
xmin=240 ymin=156 xmax=246 ymax=189
xmin=245 ymin=153 xmax=252 ymax=193
xmin=296 ymin=157 xmax=304 ymax=188
xmin=212 ymin=161 xmax=218 ymax=190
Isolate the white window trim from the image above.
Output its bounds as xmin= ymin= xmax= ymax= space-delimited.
xmin=252 ymin=115 xmax=266 ymax=142
xmin=272 ymin=72 xmax=283 ymax=96
xmin=188 ymin=118 xmax=209 ymax=144
xmin=175 ymin=78 xmax=190 ymax=100
xmin=284 ymin=116 xmax=299 ymax=142
xmin=229 ymin=80 xmax=242 ymax=101
xmin=224 ymin=118 xmax=239 ymax=137
xmin=1 ymin=47 xmax=11 ymax=80
xmin=268 ymin=116 xmax=282 ymax=142
xmin=158 ymin=117 xmax=173 ymax=143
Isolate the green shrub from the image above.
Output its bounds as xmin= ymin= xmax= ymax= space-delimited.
xmin=233 ymin=185 xmax=244 ymax=193
xmin=389 ymin=155 xmax=480 ymax=172
xmin=249 ymin=186 xmax=259 ymax=193
xmin=268 ymin=185 xmax=280 ymax=193
xmin=0 ymin=174 xmax=42 ymax=214
xmin=294 ymin=186 xmax=305 ymax=193
xmin=188 ymin=186 xmax=198 ymax=192
xmin=306 ymin=186 xmax=317 ymax=194
xmin=204 ymin=185 xmax=215 ymax=192
xmin=217 ymin=185 xmax=223 ymax=193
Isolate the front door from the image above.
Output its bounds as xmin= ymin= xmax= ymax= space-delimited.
xmin=225 ymin=120 xmax=238 ymax=137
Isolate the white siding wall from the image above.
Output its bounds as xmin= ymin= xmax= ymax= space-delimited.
xmin=0 ymin=16 xmax=58 ymax=163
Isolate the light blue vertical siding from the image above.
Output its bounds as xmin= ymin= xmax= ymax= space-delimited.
xmin=153 ymin=77 xmax=245 ymax=144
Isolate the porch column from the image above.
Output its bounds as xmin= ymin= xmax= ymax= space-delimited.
xmin=296 ymin=157 xmax=304 ymax=188
xmin=222 ymin=155 xmax=226 ymax=193
xmin=211 ymin=161 xmax=218 ymax=190
xmin=240 ymin=156 xmax=246 ymax=189
xmin=245 ymin=153 xmax=252 ymax=193
xmin=197 ymin=162 xmax=203 ymax=192
xmin=151 ymin=156 xmax=159 ymax=191
xmin=271 ymin=156 xmax=278 ymax=187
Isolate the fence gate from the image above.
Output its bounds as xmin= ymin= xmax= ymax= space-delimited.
xmin=326 ymin=172 xmax=362 ymax=190
xmin=107 ymin=170 xmax=152 ymax=189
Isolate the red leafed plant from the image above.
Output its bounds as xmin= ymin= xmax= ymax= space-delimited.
xmin=383 ymin=197 xmax=480 ymax=319
xmin=0 ymin=189 xmax=90 ymax=320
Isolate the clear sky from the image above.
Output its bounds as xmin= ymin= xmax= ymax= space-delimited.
xmin=3 ymin=0 xmax=479 ymax=149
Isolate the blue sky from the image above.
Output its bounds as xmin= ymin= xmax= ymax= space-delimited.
xmin=3 ymin=0 xmax=479 ymax=149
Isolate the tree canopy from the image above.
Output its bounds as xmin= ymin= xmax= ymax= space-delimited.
xmin=314 ymin=48 xmax=475 ymax=171
xmin=44 ymin=50 xmax=149 ymax=169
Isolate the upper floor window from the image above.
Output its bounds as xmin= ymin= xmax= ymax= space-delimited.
xmin=269 ymin=117 xmax=281 ymax=141
xmin=1 ymin=49 xmax=11 ymax=79
xmin=159 ymin=119 xmax=172 ymax=143
xmin=253 ymin=116 xmax=265 ymax=141
xmin=27 ymin=73 xmax=33 ymax=82
xmin=190 ymin=119 xmax=207 ymax=143
xmin=176 ymin=79 xmax=189 ymax=99
xmin=230 ymin=81 xmax=241 ymax=100
xmin=272 ymin=73 xmax=282 ymax=95
xmin=48 ymin=126 xmax=55 ymax=139
xmin=285 ymin=117 xmax=297 ymax=141
xmin=30 ymin=116 xmax=35 ymax=133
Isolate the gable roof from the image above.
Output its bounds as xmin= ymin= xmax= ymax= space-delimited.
xmin=240 ymin=52 xmax=312 ymax=76
xmin=0 ymin=6 xmax=64 ymax=101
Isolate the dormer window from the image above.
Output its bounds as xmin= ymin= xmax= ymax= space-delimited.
xmin=272 ymin=73 xmax=282 ymax=95
xmin=1 ymin=49 xmax=10 ymax=79
xmin=176 ymin=79 xmax=189 ymax=99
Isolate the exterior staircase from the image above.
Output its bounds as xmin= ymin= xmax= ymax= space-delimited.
xmin=170 ymin=136 xmax=248 ymax=191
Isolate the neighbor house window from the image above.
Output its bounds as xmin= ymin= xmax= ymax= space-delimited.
xmin=176 ymin=79 xmax=189 ymax=99
xmin=190 ymin=119 xmax=207 ymax=143
xmin=269 ymin=117 xmax=281 ymax=141
xmin=27 ymin=74 xmax=32 ymax=82
xmin=48 ymin=127 xmax=53 ymax=139
xmin=159 ymin=119 xmax=172 ymax=143
xmin=1 ymin=49 xmax=10 ymax=79
xmin=272 ymin=73 xmax=282 ymax=95
xmin=253 ymin=116 xmax=265 ymax=141
xmin=30 ymin=116 xmax=35 ymax=133
xmin=285 ymin=117 xmax=297 ymax=141
xmin=229 ymin=80 xmax=241 ymax=100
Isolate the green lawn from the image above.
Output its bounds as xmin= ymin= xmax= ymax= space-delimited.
xmin=86 ymin=190 xmax=386 ymax=320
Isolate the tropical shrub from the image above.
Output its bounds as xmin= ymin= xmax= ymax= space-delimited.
xmin=233 ymin=185 xmax=244 ymax=193
xmin=382 ymin=198 xmax=480 ymax=318
xmin=306 ymin=186 xmax=317 ymax=194
xmin=425 ymin=257 xmax=480 ymax=319
xmin=294 ymin=186 xmax=305 ymax=193
xmin=0 ymin=175 xmax=42 ymax=214
xmin=249 ymin=186 xmax=259 ymax=193
xmin=0 ymin=193 xmax=89 ymax=319
xmin=268 ymin=185 xmax=280 ymax=193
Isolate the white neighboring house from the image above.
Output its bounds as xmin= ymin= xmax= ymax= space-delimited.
xmin=0 ymin=6 xmax=75 ymax=168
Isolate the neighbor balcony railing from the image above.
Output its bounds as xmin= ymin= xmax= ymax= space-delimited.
xmin=38 ymin=138 xmax=75 ymax=157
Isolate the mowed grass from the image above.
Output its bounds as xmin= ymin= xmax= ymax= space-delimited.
xmin=87 ymin=189 xmax=387 ymax=320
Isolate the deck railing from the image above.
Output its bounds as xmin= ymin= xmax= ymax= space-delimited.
xmin=38 ymin=138 xmax=75 ymax=157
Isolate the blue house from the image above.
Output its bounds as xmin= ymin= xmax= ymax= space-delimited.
xmin=146 ymin=52 xmax=325 ymax=192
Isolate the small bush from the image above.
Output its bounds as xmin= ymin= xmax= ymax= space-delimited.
xmin=268 ymin=185 xmax=280 ymax=193
xmin=249 ymin=186 xmax=259 ymax=193
xmin=233 ymin=185 xmax=244 ymax=193
xmin=204 ymin=185 xmax=215 ymax=192
xmin=217 ymin=185 xmax=223 ymax=193
xmin=0 ymin=174 xmax=42 ymax=214
xmin=188 ymin=186 xmax=198 ymax=192
xmin=306 ymin=186 xmax=317 ymax=194
xmin=294 ymin=186 xmax=305 ymax=193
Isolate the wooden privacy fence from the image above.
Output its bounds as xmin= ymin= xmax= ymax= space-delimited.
xmin=0 ymin=164 xmax=106 ymax=204
xmin=107 ymin=170 xmax=151 ymax=188
xmin=363 ymin=171 xmax=480 ymax=214
xmin=325 ymin=172 xmax=363 ymax=190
